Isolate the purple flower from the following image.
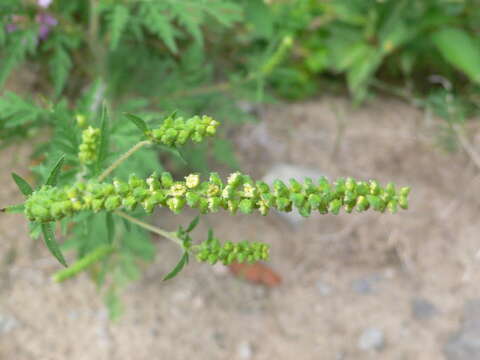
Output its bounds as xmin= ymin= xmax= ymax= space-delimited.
xmin=35 ymin=13 xmax=58 ymax=40
xmin=37 ymin=0 xmax=53 ymax=9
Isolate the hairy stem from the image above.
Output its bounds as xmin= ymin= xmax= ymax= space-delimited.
xmin=98 ymin=140 xmax=151 ymax=182
xmin=114 ymin=210 xmax=182 ymax=246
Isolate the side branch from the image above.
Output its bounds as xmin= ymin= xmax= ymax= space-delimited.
xmin=98 ymin=140 xmax=151 ymax=182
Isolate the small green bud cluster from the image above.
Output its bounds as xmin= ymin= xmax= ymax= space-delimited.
xmin=78 ymin=126 xmax=101 ymax=165
xmin=194 ymin=238 xmax=270 ymax=265
xmin=146 ymin=115 xmax=220 ymax=147
xmin=24 ymin=172 xmax=410 ymax=223
xmin=75 ymin=114 xmax=88 ymax=129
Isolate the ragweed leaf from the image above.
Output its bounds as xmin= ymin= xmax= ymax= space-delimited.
xmin=45 ymin=155 xmax=65 ymax=186
xmin=163 ymin=251 xmax=189 ymax=281
xmin=124 ymin=113 xmax=149 ymax=134
xmin=186 ymin=215 xmax=200 ymax=233
xmin=11 ymin=173 xmax=33 ymax=196
xmin=41 ymin=223 xmax=68 ymax=267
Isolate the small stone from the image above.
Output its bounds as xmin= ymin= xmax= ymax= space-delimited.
xmin=211 ymin=263 xmax=229 ymax=276
xmin=0 ymin=314 xmax=18 ymax=334
xmin=237 ymin=341 xmax=253 ymax=359
xmin=351 ymin=274 xmax=381 ymax=295
xmin=315 ymin=281 xmax=332 ymax=296
xmin=411 ymin=298 xmax=438 ymax=320
xmin=358 ymin=327 xmax=385 ymax=351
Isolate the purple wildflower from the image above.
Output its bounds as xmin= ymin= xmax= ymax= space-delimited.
xmin=37 ymin=0 xmax=53 ymax=9
xmin=35 ymin=13 xmax=58 ymax=40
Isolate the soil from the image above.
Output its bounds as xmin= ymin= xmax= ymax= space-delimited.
xmin=1 ymin=96 xmax=479 ymax=360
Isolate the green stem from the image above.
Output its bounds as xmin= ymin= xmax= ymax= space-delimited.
xmin=98 ymin=140 xmax=151 ymax=182
xmin=52 ymin=244 xmax=115 ymax=282
xmin=113 ymin=210 xmax=182 ymax=246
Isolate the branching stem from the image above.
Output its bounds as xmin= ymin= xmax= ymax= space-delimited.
xmin=98 ymin=140 xmax=151 ymax=182
xmin=114 ymin=210 xmax=182 ymax=246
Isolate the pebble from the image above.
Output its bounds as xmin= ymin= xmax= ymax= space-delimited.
xmin=358 ymin=327 xmax=385 ymax=351
xmin=315 ymin=281 xmax=333 ymax=296
xmin=411 ymin=298 xmax=438 ymax=320
xmin=351 ymin=274 xmax=382 ymax=295
xmin=0 ymin=313 xmax=18 ymax=334
xmin=237 ymin=341 xmax=253 ymax=359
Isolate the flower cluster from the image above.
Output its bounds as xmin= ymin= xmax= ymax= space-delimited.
xmin=24 ymin=171 xmax=410 ymax=223
xmin=78 ymin=126 xmax=100 ymax=165
xmin=146 ymin=115 xmax=220 ymax=147
xmin=194 ymin=238 xmax=270 ymax=265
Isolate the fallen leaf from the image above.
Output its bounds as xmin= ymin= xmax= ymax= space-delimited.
xmin=228 ymin=262 xmax=282 ymax=287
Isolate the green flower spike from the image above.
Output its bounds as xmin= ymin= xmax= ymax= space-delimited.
xmin=24 ymin=173 xmax=410 ymax=223
xmin=147 ymin=115 xmax=220 ymax=147
xmin=78 ymin=126 xmax=101 ymax=165
xmin=194 ymin=238 xmax=270 ymax=266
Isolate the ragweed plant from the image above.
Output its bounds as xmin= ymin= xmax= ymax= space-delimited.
xmin=2 ymin=111 xmax=410 ymax=318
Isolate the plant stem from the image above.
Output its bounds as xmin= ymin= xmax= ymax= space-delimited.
xmin=114 ymin=210 xmax=182 ymax=246
xmin=98 ymin=140 xmax=151 ymax=182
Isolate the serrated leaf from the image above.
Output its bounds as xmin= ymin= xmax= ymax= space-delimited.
xmin=186 ymin=216 xmax=200 ymax=233
xmin=41 ymin=223 xmax=68 ymax=267
xmin=163 ymin=251 xmax=188 ymax=281
xmin=124 ymin=113 xmax=149 ymax=133
xmin=50 ymin=43 xmax=72 ymax=98
xmin=142 ymin=5 xmax=178 ymax=53
xmin=45 ymin=155 xmax=65 ymax=186
xmin=432 ymin=27 xmax=480 ymax=84
xmin=11 ymin=172 xmax=33 ymax=196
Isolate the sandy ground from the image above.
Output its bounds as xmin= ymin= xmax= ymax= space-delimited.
xmin=1 ymin=96 xmax=480 ymax=360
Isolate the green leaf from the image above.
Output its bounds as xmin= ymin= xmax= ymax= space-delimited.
xmin=106 ymin=212 xmax=115 ymax=244
xmin=124 ymin=113 xmax=149 ymax=133
xmin=41 ymin=223 xmax=68 ymax=267
xmin=142 ymin=4 xmax=178 ymax=53
xmin=432 ymin=28 xmax=480 ymax=84
xmin=11 ymin=173 xmax=33 ymax=196
xmin=50 ymin=43 xmax=72 ymax=98
xmin=186 ymin=216 xmax=200 ymax=233
xmin=158 ymin=145 xmax=187 ymax=165
xmin=95 ymin=104 xmax=110 ymax=173
xmin=109 ymin=4 xmax=130 ymax=50
xmin=45 ymin=155 xmax=65 ymax=186
xmin=3 ymin=203 xmax=25 ymax=214
xmin=245 ymin=0 xmax=274 ymax=38
xmin=163 ymin=251 xmax=189 ymax=281
xmin=105 ymin=287 xmax=123 ymax=321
